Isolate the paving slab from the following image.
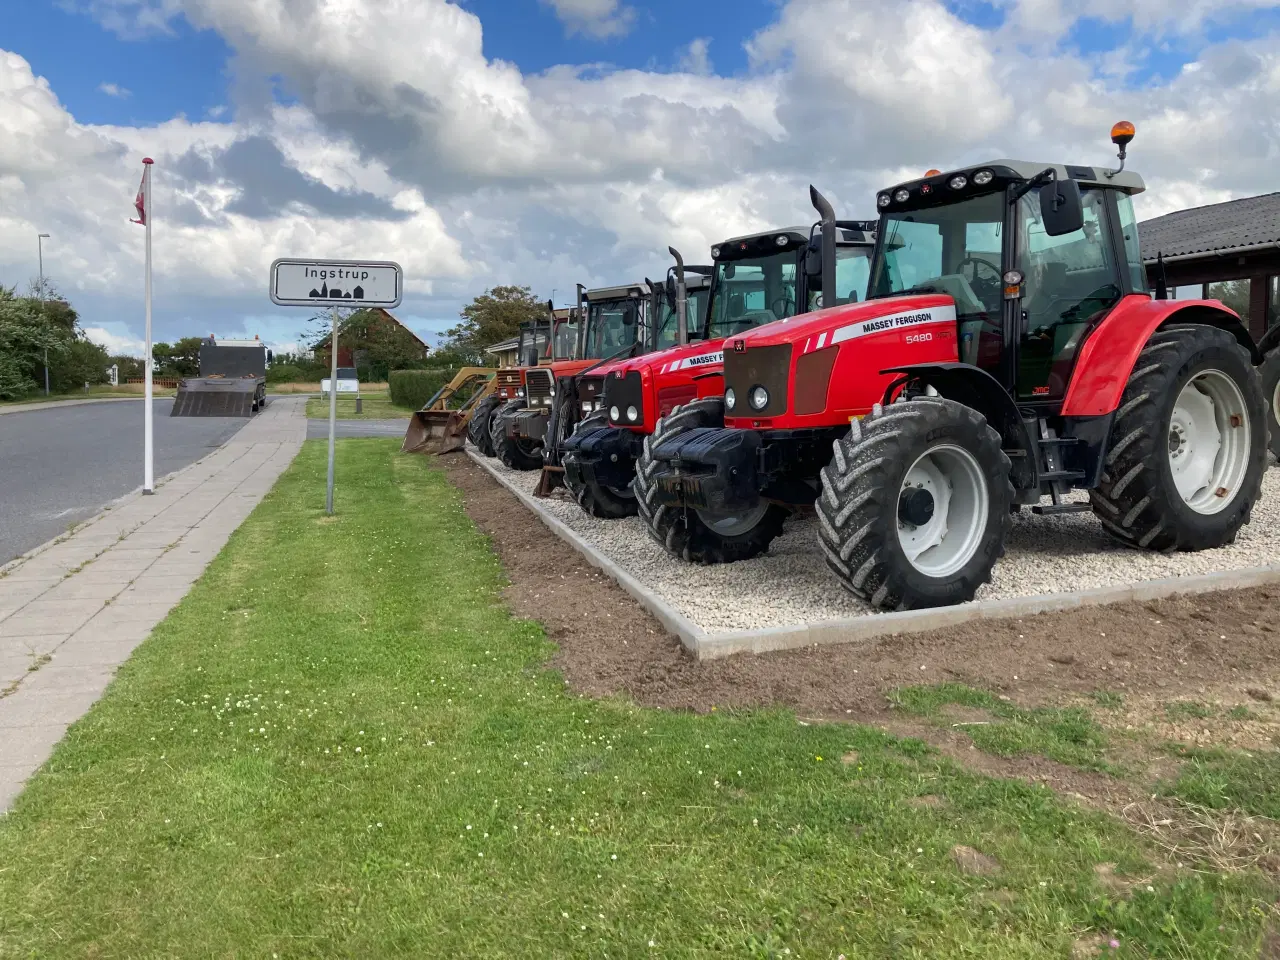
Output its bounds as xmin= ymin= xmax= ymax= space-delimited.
xmin=0 ymin=396 xmax=306 ymax=812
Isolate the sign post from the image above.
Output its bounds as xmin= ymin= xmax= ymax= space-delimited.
xmin=269 ymin=258 xmax=403 ymax=515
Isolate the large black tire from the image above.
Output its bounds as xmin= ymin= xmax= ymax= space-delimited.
xmin=633 ymin=397 xmax=788 ymax=563
xmin=468 ymin=395 xmax=502 ymax=456
xmin=1260 ymin=346 xmax=1280 ymax=461
xmin=491 ymin=400 xmax=543 ymax=471
xmin=1090 ymin=324 xmax=1266 ymax=551
xmin=816 ymin=398 xmax=1014 ymax=611
xmin=563 ymin=411 xmax=639 ymax=519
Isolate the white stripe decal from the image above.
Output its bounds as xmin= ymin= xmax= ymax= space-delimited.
xmin=817 ymin=331 xmax=828 ymax=349
xmin=829 ymin=304 xmax=958 ymax=346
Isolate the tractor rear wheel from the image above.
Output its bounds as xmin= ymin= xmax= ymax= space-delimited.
xmin=564 ymin=411 xmax=638 ymax=519
xmin=633 ymin=397 xmax=788 ymax=563
xmin=816 ymin=398 xmax=1013 ymax=611
xmin=1090 ymin=324 xmax=1266 ymax=551
xmin=490 ymin=400 xmax=543 ymax=471
xmin=1260 ymin=346 xmax=1280 ymax=461
xmin=468 ymin=395 xmax=502 ymax=456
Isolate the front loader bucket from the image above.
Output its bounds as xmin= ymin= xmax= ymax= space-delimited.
xmin=533 ymin=465 xmax=564 ymax=498
xmin=401 ymin=410 xmax=469 ymax=455
xmin=171 ymin=378 xmax=260 ymax=417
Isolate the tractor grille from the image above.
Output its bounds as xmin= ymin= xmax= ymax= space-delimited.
xmin=578 ymin=375 xmax=605 ymax=413
xmin=495 ymin=368 xmax=524 ymax=399
xmin=724 ymin=344 xmax=791 ymax=419
xmin=525 ymin=368 xmax=554 ymax=407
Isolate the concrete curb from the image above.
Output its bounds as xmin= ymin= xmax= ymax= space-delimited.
xmin=463 ymin=449 xmax=1280 ymax=661
xmin=463 ymin=451 xmax=708 ymax=649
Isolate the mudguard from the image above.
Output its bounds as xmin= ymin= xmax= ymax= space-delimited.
xmin=1061 ymin=297 xmax=1254 ymax=418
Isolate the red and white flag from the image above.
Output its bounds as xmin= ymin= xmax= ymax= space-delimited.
xmin=130 ymin=167 xmax=147 ymax=225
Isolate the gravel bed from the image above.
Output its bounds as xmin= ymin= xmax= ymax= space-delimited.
xmin=475 ymin=454 xmax=1280 ymax=634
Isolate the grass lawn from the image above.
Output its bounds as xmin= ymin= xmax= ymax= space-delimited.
xmin=0 ymin=440 xmax=1273 ymax=957
xmin=304 ymin=394 xmax=414 ymax=419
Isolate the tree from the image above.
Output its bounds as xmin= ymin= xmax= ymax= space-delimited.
xmin=50 ymin=338 xmax=110 ymax=392
xmin=110 ymin=355 xmax=146 ymax=380
xmin=152 ymin=337 xmax=203 ymax=377
xmin=0 ymin=294 xmax=73 ymax=399
xmin=444 ymin=285 xmax=545 ymax=364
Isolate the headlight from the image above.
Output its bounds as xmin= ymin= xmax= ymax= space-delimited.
xmin=894 ymin=188 xmax=910 ymax=203
xmin=724 ymin=387 xmax=736 ymax=411
xmin=516 ymin=387 xmax=524 ymax=398
xmin=972 ymin=169 xmax=994 ymax=186
xmin=877 ymin=193 xmax=890 ymax=208
xmin=711 ymin=246 xmax=720 ymax=258
xmin=609 ymin=405 xmax=620 ymax=421
xmin=949 ymin=174 xmax=967 ymax=190
xmin=749 ymin=385 xmax=769 ymax=410
xmin=581 ymin=402 xmax=593 ymax=415
xmin=775 ymin=235 xmax=788 ymax=247
xmin=626 ymin=405 xmax=639 ymax=422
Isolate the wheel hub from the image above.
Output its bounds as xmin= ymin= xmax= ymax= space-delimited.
xmin=898 ymin=486 xmax=936 ymax=527
xmin=1168 ymin=369 xmax=1250 ymax=515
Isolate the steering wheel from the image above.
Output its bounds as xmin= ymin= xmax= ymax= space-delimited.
xmin=956 ymin=256 xmax=1002 ymax=306
xmin=769 ymin=295 xmax=796 ymax=318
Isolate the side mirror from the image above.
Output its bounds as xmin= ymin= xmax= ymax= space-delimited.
xmin=723 ymin=263 xmax=736 ymax=280
xmin=622 ymin=305 xmax=637 ymax=326
xmin=804 ymin=245 xmax=822 ymax=278
xmin=665 ymin=276 xmax=677 ymax=312
xmin=1040 ymin=177 xmax=1084 ymax=237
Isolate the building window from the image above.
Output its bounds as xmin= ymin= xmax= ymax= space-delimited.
xmin=1269 ymin=276 xmax=1279 ymax=331
xmin=1205 ymin=279 xmax=1251 ymax=325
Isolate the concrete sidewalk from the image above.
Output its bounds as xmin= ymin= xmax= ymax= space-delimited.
xmin=0 ymin=397 xmax=307 ymax=811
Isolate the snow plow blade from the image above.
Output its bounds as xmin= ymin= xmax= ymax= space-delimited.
xmin=401 ymin=410 xmax=469 ymax=455
xmin=170 ymin=377 xmax=263 ymax=417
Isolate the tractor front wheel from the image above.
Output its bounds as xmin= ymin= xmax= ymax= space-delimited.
xmin=633 ymin=397 xmax=788 ymax=563
xmin=1260 ymin=346 xmax=1280 ymax=461
xmin=816 ymin=398 xmax=1013 ymax=610
xmin=490 ymin=400 xmax=543 ymax=471
xmin=564 ymin=411 xmax=638 ymax=519
xmin=468 ymin=395 xmax=502 ymax=456
xmin=1090 ymin=324 xmax=1266 ymax=550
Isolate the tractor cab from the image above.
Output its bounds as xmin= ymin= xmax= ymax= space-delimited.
xmin=869 ymin=149 xmax=1147 ymax=403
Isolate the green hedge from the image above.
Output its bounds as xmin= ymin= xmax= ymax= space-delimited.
xmin=389 ymin=368 xmax=464 ymax=409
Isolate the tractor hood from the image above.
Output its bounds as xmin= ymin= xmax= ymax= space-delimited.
xmin=723 ymin=293 xmax=957 ymax=353
xmin=616 ymin=338 xmax=727 ymax=377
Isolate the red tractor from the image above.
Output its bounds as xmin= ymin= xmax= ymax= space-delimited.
xmin=493 ymin=281 xmax=653 ymax=472
xmin=640 ymin=123 xmax=1272 ymax=608
xmin=468 ymin=312 xmax=558 ymax=457
xmin=562 ymin=191 xmax=876 ymax=523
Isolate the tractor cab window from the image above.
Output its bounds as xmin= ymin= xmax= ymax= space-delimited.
xmin=1115 ymin=193 xmax=1147 ymax=293
xmin=584 ymin=299 xmax=637 ymax=360
xmin=553 ymin=318 xmax=578 ymax=360
xmin=654 ymin=286 xmax=710 ymax=351
xmin=1015 ymin=186 xmax=1123 ymax=399
xmin=871 ymin=190 xmax=1007 ymax=371
xmin=707 ymin=251 xmax=799 ymax=338
xmin=806 ymin=245 xmax=873 ymax=310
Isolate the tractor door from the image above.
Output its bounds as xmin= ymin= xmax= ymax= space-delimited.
xmin=1013 ymin=187 xmax=1125 ymax=400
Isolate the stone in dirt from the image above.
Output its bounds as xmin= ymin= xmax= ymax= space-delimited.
xmin=949 ymin=844 xmax=1002 ymax=876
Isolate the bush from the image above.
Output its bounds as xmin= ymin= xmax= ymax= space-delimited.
xmin=49 ymin=338 xmax=110 ymax=393
xmin=389 ymin=368 xmax=464 ymax=409
xmin=266 ymin=363 xmax=306 ymax=384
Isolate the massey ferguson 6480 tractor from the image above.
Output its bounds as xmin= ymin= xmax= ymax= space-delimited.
xmin=563 ymin=193 xmax=876 ymax=521
xmin=640 ymin=124 xmax=1274 ymax=609
xmin=493 ymin=282 xmax=652 ymax=471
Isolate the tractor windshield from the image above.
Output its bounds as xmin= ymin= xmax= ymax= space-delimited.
xmin=584 ymin=298 xmax=639 ymax=360
xmin=870 ymin=191 xmax=1006 ymax=323
xmin=653 ymin=286 xmax=711 ymax=350
xmin=707 ymin=251 xmax=799 ymax=338
xmin=806 ymin=244 xmax=874 ymax=311
xmin=553 ymin=317 xmax=578 ymax=360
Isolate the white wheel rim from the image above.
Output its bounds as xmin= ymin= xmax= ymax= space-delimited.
xmin=1271 ymin=375 xmax=1280 ymax=426
xmin=1168 ymin=369 xmax=1250 ymax=515
xmin=696 ymin=502 xmax=769 ymax=537
xmin=897 ymin=444 xmax=989 ymax=578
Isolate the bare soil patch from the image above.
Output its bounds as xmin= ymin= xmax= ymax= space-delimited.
xmin=443 ymin=455 xmax=1280 ymax=798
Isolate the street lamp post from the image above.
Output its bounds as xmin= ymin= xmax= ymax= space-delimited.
xmin=38 ymin=233 xmax=50 ymax=396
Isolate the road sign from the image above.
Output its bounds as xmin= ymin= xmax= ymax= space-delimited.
xmin=269 ymin=258 xmax=402 ymax=309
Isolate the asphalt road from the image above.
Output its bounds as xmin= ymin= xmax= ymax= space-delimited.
xmin=0 ymin=399 xmax=248 ymax=565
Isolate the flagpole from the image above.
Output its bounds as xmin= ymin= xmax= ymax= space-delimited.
xmin=143 ymin=157 xmax=154 ymax=494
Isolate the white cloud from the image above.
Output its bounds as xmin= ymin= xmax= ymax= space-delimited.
xmin=2 ymin=0 xmax=1278 ymax=349
xmin=98 ymin=81 xmax=131 ymax=98
xmin=540 ymin=0 xmax=635 ymax=39
xmin=83 ymin=323 xmax=146 ymax=356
